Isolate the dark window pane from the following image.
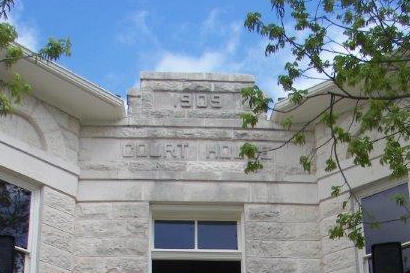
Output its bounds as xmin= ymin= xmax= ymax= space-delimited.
xmin=154 ymin=220 xmax=194 ymax=249
xmin=0 ymin=180 xmax=31 ymax=249
xmin=152 ymin=260 xmax=241 ymax=273
xmin=368 ymin=247 xmax=410 ymax=273
xmin=362 ymin=184 xmax=410 ymax=254
xmin=403 ymin=246 xmax=410 ymax=272
xmin=198 ymin=221 xmax=237 ymax=250
xmin=13 ymin=252 xmax=25 ymax=273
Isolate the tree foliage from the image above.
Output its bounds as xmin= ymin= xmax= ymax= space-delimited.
xmin=0 ymin=1 xmax=71 ymax=116
xmin=241 ymin=0 xmax=410 ymax=248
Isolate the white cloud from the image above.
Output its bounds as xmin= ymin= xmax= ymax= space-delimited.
xmin=14 ymin=23 xmax=38 ymax=50
xmin=0 ymin=2 xmax=38 ymax=50
xmin=138 ymin=7 xmax=336 ymax=100
xmin=225 ymin=22 xmax=241 ymax=54
xmin=200 ymin=8 xmax=223 ymax=36
xmin=154 ymin=15 xmax=242 ymax=73
xmin=117 ymin=10 xmax=160 ymax=48
xmin=155 ymin=51 xmax=225 ymax=72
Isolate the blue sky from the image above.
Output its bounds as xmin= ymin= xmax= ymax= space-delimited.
xmin=5 ymin=0 xmax=321 ymax=99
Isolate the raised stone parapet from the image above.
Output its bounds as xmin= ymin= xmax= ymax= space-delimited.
xmin=128 ymin=72 xmax=255 ymax=122
xmin=79 ymin=72 xmax=314 ymax=182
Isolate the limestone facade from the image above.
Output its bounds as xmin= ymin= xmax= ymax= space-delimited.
xmin=0 ymin=71 xmax=408 ymax=273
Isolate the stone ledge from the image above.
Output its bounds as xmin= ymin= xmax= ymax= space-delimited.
xmin=140 ymin=71 xmax=255 ymax=82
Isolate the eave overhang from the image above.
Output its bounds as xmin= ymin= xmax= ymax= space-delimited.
xmin=0 ymin=45 xmax=126 ymax=123
xmin=271 ymin=81 xmax=364 ymax=124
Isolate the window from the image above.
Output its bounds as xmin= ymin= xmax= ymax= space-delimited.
xmin=0 ymin=177 xmax=39 ymax=273
xmin=360 ymin=182 xmax=410 ymax=273
xmin=150 ymin=205 xmax=243 ymax=273
xmin=154 ymin=220 xmax=195 ymax=249
xmin=198 ymin=221 xmax=237 ymax=250
xmin=154 ymin=220 xmax=238 ymax=250
xmin=152 ymin=260 xmax=241 ymax=273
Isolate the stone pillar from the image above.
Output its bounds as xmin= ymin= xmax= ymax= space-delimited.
xmin=319 ymin=194 xmax=358 ymax=273
xmin=38 ymin=187 xmax=76 ymax=273
xmin=73 ymin=201 xmax=149 ymax=273
xmin=244 ymin=204 xmax=321 ymax=273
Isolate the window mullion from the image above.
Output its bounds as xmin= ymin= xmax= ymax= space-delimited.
xmin=194 ymin=220 xmax=198 ymax=250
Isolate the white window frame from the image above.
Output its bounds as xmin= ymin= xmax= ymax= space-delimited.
xmin=0 ymin=171 xmax=40 ymax=273
xmin=149 ymin=204 xmax=244 ymax=272
xmin=355 ymin=178 xmax=410 ymax=273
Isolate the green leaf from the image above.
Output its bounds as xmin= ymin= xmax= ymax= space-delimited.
xmin=0 ymin=22 xmax=17 ymax=47
xmin=38 ymin=37 xmax=71 ymax=61
xmin=348 ymin=137 xmax=373 ymax=167
xmin=293 ymin=132 xmax=306 ymax=145
xmin=281 ymin=116 xmax=293 ymax=130
xmin=240 ymin=113 xmax=258 ymax=128
xmin=331 ymin=185 xmax=342 ymax=197
xmin=334 ymin=126 xmax=351 ymax=143
xmin=325 ymin=158 xmax=337 ymax=172
xmin=239 ymin=143 xmax=259 ymax=159
xmin=241 ymin=85 xmax=272 ymax=114
xmin=321 ymin=111 xmax=337 ymax=127
xmin=299 ymin=155 xmax=311 ymax=172
xmin=244 ymin=159 xmax=264 ymax=174
xmin=4 ymin=45 xmax=23 ymax=67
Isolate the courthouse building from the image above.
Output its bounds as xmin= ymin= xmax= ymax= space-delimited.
xmin=0 ymin=54 xmax=409 ymax=273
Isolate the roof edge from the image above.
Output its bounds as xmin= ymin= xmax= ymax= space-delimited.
xmin=140 ymin=71 xmax=255 ymax=82
xmin=274 ymin=81 xmax=334 ymax=112
xmin=19 ymin=44 xmax=125 ymax=109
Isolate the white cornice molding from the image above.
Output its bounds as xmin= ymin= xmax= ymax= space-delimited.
xmin=19 ymin=46 xmax=124 ymax=108
xmin=1 ymin=43 xmax=126 ymax=122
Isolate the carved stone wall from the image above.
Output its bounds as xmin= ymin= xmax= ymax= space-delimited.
xmin=0 ymin=93 xmax=80 ymax=164
xmin=1 ymin=71 xmax=403 ymax=273
xmin=76 ymin=72 xmax=320 ymax=273
xmin=79 ymin=72 xmax=313 ymax=182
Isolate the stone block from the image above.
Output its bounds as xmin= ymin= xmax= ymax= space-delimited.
xmin=322 ymin=248 xmax=356 ymax=273
xmin=142 ymin=109 xmax=186 ymax=118
xmin=101 ymin=257 xmax=148 ymax=273
xmin=76 ymin=203 xmax=112 ymax=220
xmin=73 ymin=257 xmax=103 ymax=273
xmin=141 ymin=92 xmax=153 ymax=109
xmin=62 ymin=130 xmax=79 ymax=152
xmin=44 ymin=130 xmax=67 ymax=158
xmin=245 ymin=204 xmax=318 ymax=223
xmin=319 ymin=194 xmax=351 ymax=220
xmin=213 ymin=81 xmax=253 ymax=92
xmin=75 ymin=220 xmax=129 ymax=238
xmin=41 ymin=224 xmax=74 ymax=253
xmin=43 ymin=187 xmax=76 ymax=215
xmin=74 ymin=237 xmax=148 ymax=256
xmin=319 ymin=215 xmax=338 ymax=237
xmin=141 ymin=80 xmax=183 ymax=92
xmin=127 ymin=219 xmax=149 ymax=238
xmin=246 ymin=240 xmax=320 ymax=259
xmin=247 ymin=257 xmax=298 ymax=273
xmin=38 ymin=262 xmax=71 ymax=273
xmin=246 ymin=222 xmax=319 ymax=241
xmin=186 ymin=110 xmax=241 ymax=119
xmin=43 ymin=205 xmax=75 ymax=234
xmin=296 ymin=259 xmax=321 ymax=273
xmin=140 ymin=71 xmax=255 ymax=82
xmin=321 ymin=235 xmax=354 ymax=256
xmin=39 ymin=243 xmax=73 ymax=271
xmin=112 ymin=202 xmax=149 ymax=219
